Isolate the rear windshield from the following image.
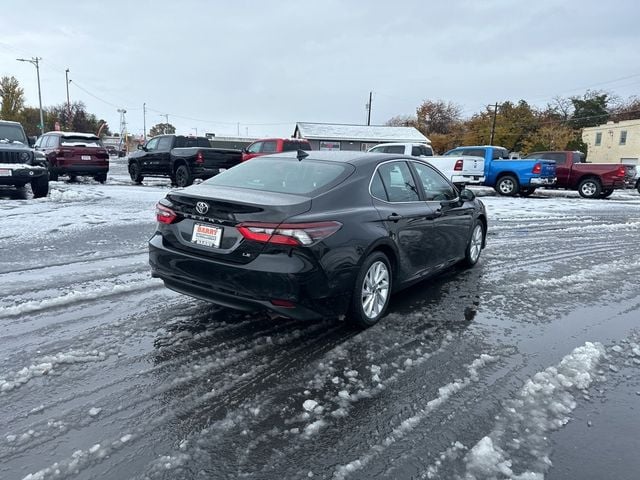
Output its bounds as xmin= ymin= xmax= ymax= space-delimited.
xmin=60 ymin=135 xmax=103 ymax=147
xmin=282 ymin=140 xmax=311 ymax=152
xmin=175 ymin=136 xmax=211 ymax=148
xmin=204 ymin=158 xmax=352 ymax=196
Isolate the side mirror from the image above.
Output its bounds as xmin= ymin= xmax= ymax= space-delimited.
xmin=28 ymin=136 xmax=37 ymax=147
xmin=460 ymin=188 xmax=476 ymax=202
xmin=137 ymin=144 xmax=145 ymax=151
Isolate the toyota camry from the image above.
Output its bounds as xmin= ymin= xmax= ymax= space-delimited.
xmin=149 ymin=150 xmax=487 ymax=327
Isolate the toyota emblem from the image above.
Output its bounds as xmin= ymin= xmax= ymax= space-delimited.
xmin=195 ymin=201 xmax=209 ymax=215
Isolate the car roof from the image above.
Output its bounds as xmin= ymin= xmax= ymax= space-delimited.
xmin=45 ymin=131 xmax=100 ymax=138
xmin=272 ymin=150 xmax=410 ymax=166
xmin=250 ymin=137 xmax=310 ymax=143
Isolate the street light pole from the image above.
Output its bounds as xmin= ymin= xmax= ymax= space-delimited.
xmin=143 ymin=103 xmax=147 ymax=141
xmin=65 ymin=68 xmax=71 ymax=125
xmin=17 ymin=57 xmax=45 ymax=135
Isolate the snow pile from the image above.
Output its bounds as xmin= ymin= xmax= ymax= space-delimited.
xmin=462 ymin=342 xmax=605 ymax=480
xmin=333 ymin=354 xmax=497 ymax=479
xmin=47 ymin=187 xmax=104 ymax=203
xmin=0 ymin=350 xmax=107 ymax=393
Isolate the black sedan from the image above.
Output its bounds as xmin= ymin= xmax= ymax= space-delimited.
xmin=149 ymin=151 xmax=487 ymax=327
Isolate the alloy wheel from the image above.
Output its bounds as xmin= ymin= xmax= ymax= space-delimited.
xmin=361 ymin=261 xmax=390 ymax=319
xmin=469 ymin=224 xmax=483 ymax=263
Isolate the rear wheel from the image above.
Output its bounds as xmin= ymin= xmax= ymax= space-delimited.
xmin=49 ymin=171 xmax=58 ymax=181
xmin=31 ymin=175 xmax=49 ymax=198
xmin=463 ymin=220 xmax=484 ymax=267
xmin=519 ymin=187 xmax=536 ymax=197
xmin=129 ymin=162 xmax=143 ymax=184
xmin=636 ymin=179 xmax=640 ymax=194
xmin=95 ymin=173 xmax=107 ymax=184
xmin=600 ymin=188 xmax=614 ymax=198
xmin=175 ymin=164 xmax=193 ymax=188
xmin=68 ymin=175 xmax=77 ymax=183
xmin=495 ymin=175 xmax=519 ymax=196
xmin=348 ymin=252 xmax=392 ymax=328
xmin=578 ymin=178 xmax=601 ymax=199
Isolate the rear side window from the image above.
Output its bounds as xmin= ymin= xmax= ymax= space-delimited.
xmin=370 ymin=171 xmax=388 ymax=200
xmin=411 ymin=145 xmax=433 ymax=156
xmin=60 ymin=135 xmax=102 ymax=147
xmin=204 ymin=158 xmax=352 ymax=196
xmin=377 ymin=161 xmax=420 ymax=202
xmin=384 ymin=145 xmax=405 ymax=154
xmin=262 ymin=141 xmax=277 ymax=153
xmin=462 ymin=149 xmax=486 ymax=157
xmin=282 ymin=140 xmax=311 ymax=152
xmin=157 ymin=137 xmax=173 ymax=150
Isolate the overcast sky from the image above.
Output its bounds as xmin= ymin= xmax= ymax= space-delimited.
xmin=2 ymin=0 xmax=639 ymax=139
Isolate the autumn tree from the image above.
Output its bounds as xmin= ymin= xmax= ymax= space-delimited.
xmin=385 ymin=115 xmax=417 ymax=127
xmin=149 ymin=123 xmax=176 ymax=137
xmin=569 ymin=90 xmax=610 ymax=129
xmin=0 ymin=76 xmax=25 ymax=120
xmin=415 ymin=99 xmax=462 ymax=135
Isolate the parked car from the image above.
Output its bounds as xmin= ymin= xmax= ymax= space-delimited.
xmin=105 ymin=145 xmax=117 ymax=156
xmin=149 ymin=151 xmax=487 ymax=327
xmin=241 ymin=138 xmax=312 ymax=161
xmin=0 ymin=120 xmax=49 ymax=198
xmin=522 ymin=151 xmax=637 ymax=198
xmin=367 ymin=142 xmax=485 ymax=187
xmin=443 ymin=145 xmax=557 ymax=196
xmin=34 ymin=131 xmax=109 ymax=183
xmin=128 ymin=135 xmax=242 ymax=187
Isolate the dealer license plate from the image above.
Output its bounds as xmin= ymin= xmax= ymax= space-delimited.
xmin=0 ymin=169 xmax=11 ymax=176
xmin=81 ymin=155 xmax=91 ymax=160
xmin=191 ymin=223 xmax=222 ymax=248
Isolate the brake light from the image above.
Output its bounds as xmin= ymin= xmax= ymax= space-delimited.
xmin=155 ymin=203 xmax=177 ymax=224
xmin=453 ymin=159 xmax=463 ymax=171
xmin=237 ymin=221 xmax=342 ymax=246
xmin=532 ymin=163 xmax=542 ymax=174
xmin=616 ymin=165 xmax=626 ymax=177
xmin=270 ymin=299 xmax=296 ymax=308
xmin=196 ymin=152 xmax=204 ymax=164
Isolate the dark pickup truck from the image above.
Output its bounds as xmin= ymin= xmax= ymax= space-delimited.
xmin=523 ymin=151 xmax=637 ymax=198
xmin=128 ymin=135 xmax=242 ymax=187
xmin=0 ymin=120 xmax=49 ymax=198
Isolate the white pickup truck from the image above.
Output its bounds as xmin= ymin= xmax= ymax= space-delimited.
xmin=367 ymin=142 xmax=485 ymax=187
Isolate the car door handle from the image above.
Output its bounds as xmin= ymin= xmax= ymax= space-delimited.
xmin=387 ymin=213 xmax=404 ymax=222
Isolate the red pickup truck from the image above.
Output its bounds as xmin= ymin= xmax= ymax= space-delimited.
xmin=523 ymin=151 xmax=636 ymax=198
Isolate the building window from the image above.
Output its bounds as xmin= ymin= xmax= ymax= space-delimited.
xmin=319 ymin=141 xmax=341 ymax=151
xmin=620 ymin=130 xmax=627 ymax=145
xmin=595 ymin=132 xmax=602 ymax=146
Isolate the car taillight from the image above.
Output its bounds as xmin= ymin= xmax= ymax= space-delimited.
xmin=454 ymin=159 xmax=463 ymax=171
xmin=237 ymin=221 xmax=342 ymax=246
xmin=532 ymin=163 xmax=542 ymax=174
xmin=155 ymin=203 xmax=177 ymax=224
xmin=616 ymin=165 xmax=626 ymax=177
xmin=196 ymin=152 xmax=204 ymax=164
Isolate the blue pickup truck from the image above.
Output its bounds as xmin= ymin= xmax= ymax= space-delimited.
xmin=443 ymin=145 xmax=557 ymax=196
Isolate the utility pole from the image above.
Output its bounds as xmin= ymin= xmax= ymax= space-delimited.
xmin=162 ymin=114 xmax=169 ymax=134
xmin=117 ymin=109 xmax=127 ymax=153
xmin=17 ymin=57 xmax=44 ymax=135
xmin=65 ymin=68 xmax=71 ymax=124
xmin=366 ymin=91 xmax=372 ymax=126
xmin=489 ymin=102 xmax=499 ymax=146
xmin=143 ymin=103 xmax=147 ymax=141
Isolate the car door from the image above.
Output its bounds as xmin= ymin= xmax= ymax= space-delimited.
xmin=139 ymin=137 xmax=159 ymax=174
xmin=410 ymin=160 xmax=474 ymax=265
xmin=155 ymin=136 xmax=174 ymax=174
xmin=242 ymin=141 xmax=263 ymax=161
xmin=371 ymin=160 xmax=438 ymax=283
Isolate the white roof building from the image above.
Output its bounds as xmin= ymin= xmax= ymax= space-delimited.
xmin=294 ymin=122 xmax=428 ymax=144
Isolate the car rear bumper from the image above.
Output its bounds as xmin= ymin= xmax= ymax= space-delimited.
xmin=530 ymin=176 xmax=557 ymax=186
xmin=191 ymin=166 xmax=228 ymax=179
xmin=51 ymin=164 xmax=108 ymax=176
xmin=148 ymin=233 xmax=352 ymax=320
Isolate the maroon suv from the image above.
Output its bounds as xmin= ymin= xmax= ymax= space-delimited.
xmin=35 ymin=131 xmax=109 ymax=183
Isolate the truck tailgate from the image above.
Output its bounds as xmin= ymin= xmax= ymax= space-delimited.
xmin=460 ymin=156 xmax=485 ymax=177
xmin=201 ymin=149 xmax=242 ymax=169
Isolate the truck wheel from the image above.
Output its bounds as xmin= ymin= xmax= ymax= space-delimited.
xmin=496 ymin=175 xmax=519 ymax=196
xmin=129 ymin=162 xmax=143 ymax=184
xmin=599 ymin=188 xmax=614 ymax=198
xmin=578 ymin=178 xmax=601 ymax=199
xmin=519 ymin=187 xmax=536 ymax=197
xmin=348 ymin=251 xmax=392 ymax=328
xmin=175 ymin=164 xmax=193 ymax=187
xmin=636 ymin=180 xmax=640 ymax=194
xmin=31 ymin=175 xmax=49 ymax=198
xmin=95 ymin=173 xmax=107 ymax=184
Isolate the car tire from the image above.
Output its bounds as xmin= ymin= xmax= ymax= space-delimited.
xmin=348 ymin=251 xmax=392 ymax=328
xmin=463 ymin=220 xmax=484 ymax=267
xmin=496 ymin=175 xmax=519 ymax=196
xmin=49 ymin=171 xmax=58 ymax=181
xmin=175 ymin=164 xmax=193 ymax=188
xmin=129 ymin=162 xmax=143 ymax=184
xmin=519 ymin=187 xmax=536 ymax=197
xmin=95 ymin=173 xmax=107 ymax=184
xmin=636 ymin=180 xmax=640 ymax=194
xmin=68 ymin=175 xmax=77 ymax=183
xmin=578 ymin=177 xmax=601 ymax=199
xmin=31 ymin=175 xmax=49 ymax=198
xmin=599 ymin=188 xmax=614 ymax=198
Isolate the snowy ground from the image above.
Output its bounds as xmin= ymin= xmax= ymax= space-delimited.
xmin=1 ymin=161 xmax=639 ymax=479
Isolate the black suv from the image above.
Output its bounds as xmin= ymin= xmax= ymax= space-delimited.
xmin=0 ymin=120 xmax=49 ymax=198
